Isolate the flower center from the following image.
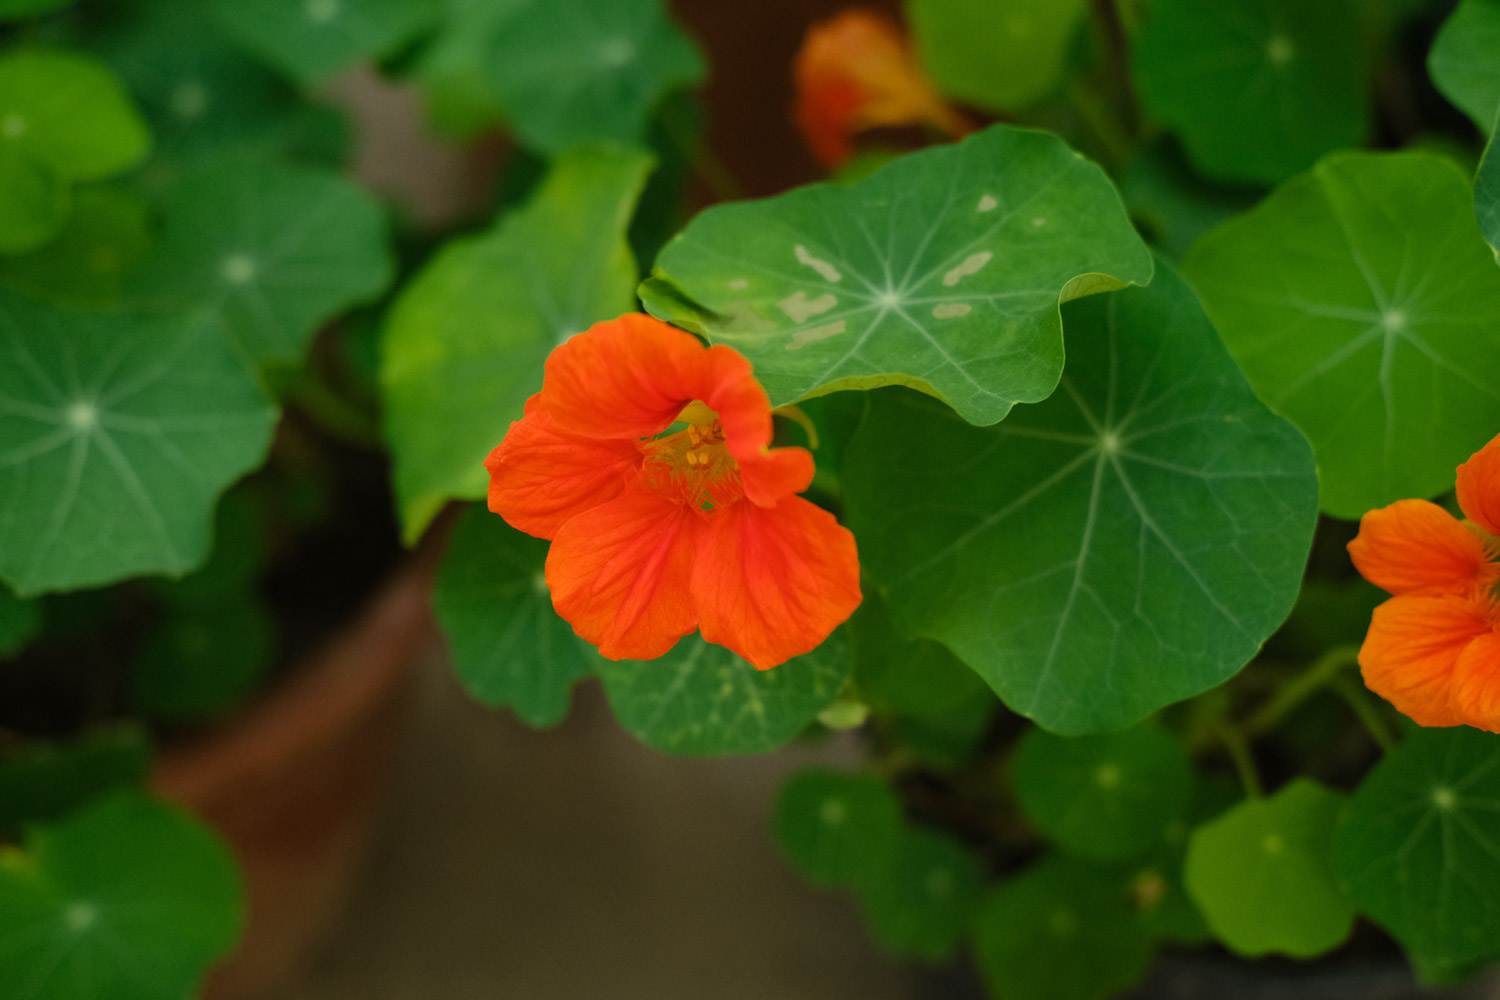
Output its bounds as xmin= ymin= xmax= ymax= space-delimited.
xmin=640 ymin=402 xmax=744 ymax=512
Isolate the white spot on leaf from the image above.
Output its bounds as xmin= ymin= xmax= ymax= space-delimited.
xmin=794 ymin=245 xmax=842 ymax=282
xmin=1266 ymin=35 xmax=1294 ymax=65
xmin=1032 ymin=217 xmax=1047 ymax=227
xmin=943 ymin=251 xmax=992 ymax=287
xmin=305 ymin=0 xmax=338 ymax=22
xmin=977 ymin=194 xmax=998 ymax=213
xmin=2 ymin=113 xmax=28 ymax=138
xmin=598 ymin=37 xmax=637 ymax=67
xmin=728 ymin=278 xmax=748 ymax=290
xmin=787 ymin=320 xmax=846 ymax=350
xmin=778 ymin=291 xmax=837 ymax=323
xmin=220 ymin=254 xmax=257 ymax=285
xmin=932 ymin=304 xmax=971 ymax=319
xmin=171 ymin=80 xmax=208 ymax=120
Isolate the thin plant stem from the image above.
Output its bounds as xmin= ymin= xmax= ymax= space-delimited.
xmin=1217 ymin=724 xmax=1263 ymax=799
xmin=1330 ymin=674 xmax=1398 ymax=752
xmin=1244 ymin=644 xmax=1361 ymax=738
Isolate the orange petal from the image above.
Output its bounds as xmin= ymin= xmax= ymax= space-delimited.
xmin=1451 ymin=630 xmax=1500 ymax=733
xmin=691 ymin=496 xmax=861 ymax=670
xmin=738 ymin=447 xmax=815 ymax=507
xmin=485 ymin=404 xmax=642 ymax=539
xmin=1456 ymin=432 xmax=1500 ymax=539
xmin=1358 ymin=594 xmax=1492 ymax=727
xmin=546 ymin=489 xmax=700 ymax=661
xmin=1347 ymin=499 xmax=1492 ymax=597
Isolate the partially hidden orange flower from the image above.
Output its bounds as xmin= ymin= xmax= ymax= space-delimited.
xmin=1348 ymin=433 xmax=1500 ymax=731
xmin=793 ymin=9 xmax=970 ymax=168
xmin=485 ymin=314 xmax=862 ymax=670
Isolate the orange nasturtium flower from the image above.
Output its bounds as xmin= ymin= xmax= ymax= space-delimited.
xmin=1348 ymin=433 xmax=1500 ymax=732
xmin=793 ymin=8 xmax=970 ymax=168
xmin=485 ymin=314 xmax=862 ymax=670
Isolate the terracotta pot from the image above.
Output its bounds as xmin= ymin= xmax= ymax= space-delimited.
xmin=151 ymin=558 xmax=437 ymax=1000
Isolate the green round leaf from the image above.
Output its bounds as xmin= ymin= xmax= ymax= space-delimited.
xmin=843 ymin=264 xmax=1318 ymax=734
xmin=907 ymin=0 xmax=1088 ymax=111
xmin=433 ymin=505 xmax=595 ymax=728
xmin=380 ymin=144 xmax=653 ymax=541
xmin=0 ymin=727 xmax=149 ymax=837
xmin=130 ymin=601 xmax=273 ymax=723
xmin=857 ymin=825 xmax=984 ymax=962
xmin=974 ymin=856 xmax=1153 ymax=1000
xmin=598 ymin=629 xmax=850 ymax=756
xmin=1183 ymin=150 xmax=1500 ymax=518
xmin=410 ymin=0 xmax=523 ymax=137
xmin=216 ymin=0 xmax=442 ymax=85
xmin=481 ymin=0 xmax=704 ymax=155
xmin=641 ymin=124 xmax=1153 ymax=427
xmin=129 ymin=157 xmax=394 ymax=365
xmin=1334 ymin=727 xmax=1500 ymax=970
xmin=1132 ymin=0 xmax=1369 ymax=184
xmin=1185 ymin=778 xmax=1354 ymax=957
xmin=0 ymin=185 xmax=151 ymax=308
xmin=773 ymin=768 xmax=903 ymax=889
xmin=0 ymin=585 xmax=40 ymax=657
xmin=1479 ymin=119 xmax=1500 ymax=263
xmin=0 ymin=48 xmax=151 ymax=184
xmin=0 ymin=791 xmax=244 ymax=1000
xmin=1013 ymin=726 xmax=1192 ymax=861
xmin=0 ymin=144 xmax=67 ymax=255
xmin=0 ymin=291 xmax=278 ymax=596
xmin=1429 ymin=0 xmax=1500 ymax=133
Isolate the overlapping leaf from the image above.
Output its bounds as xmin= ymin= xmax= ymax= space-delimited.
xmin=0 ymin=186 xmax=151 ymax=308
xmin=1479 ymin=119 xmax=1500 ymax=262
xmin=129 ymin=157 xmax=394 ymax=365
xmin=410 ymin=0 xmax=522 ymax=137
xmin=0 ymin=728 xmax=148 ymax=836
xmin=380 ymin=145 xmax=652 ymax=540
xmin=1184 ymin=151 xmax=1500 ymax=518
xmin=0 ymin=586 xmax=40 ymax=657
xmin=857 ymin=826 xmax=984 ymax=961
xmin=433 ymin=505 xmax=596 ymax=728
xmin=215 ymin=0 xmax=442 ymax=85
xmin=481 ymin=0 xmax=704 ymax=155
xmin=1132 ymin=0 xmax=1369 ymax=184
xmin=843 ymin=265 xmax=1317 ymax=733
xmin=1429 ymin=0 xmax=1500 ymax=133
xmin=642 ymin=124 xmax=1153 ymax=426
xmin=1185 ymin=779 xmax=1354 ymax=957
xmin=0 ymin=290 xmax=277 ymax=595
xmin=598 ymin=629 xmax=849 ymax=756
xmin=907 ymin=0 xmax=1088 ymax=111
xmin=774 ymin=769 xmax=903 ymax=889
xmin=1334 ymin=727 xmax=1500 ymax=970
xmin=0 ymin=791 xmax=243 ymax=1000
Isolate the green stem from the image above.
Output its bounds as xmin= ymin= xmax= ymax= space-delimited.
xmin=659 ymin=98 xmax=745 ymax=204
xmin=1218 ymin=723 xmax=1263 ymax=799
xmin=1066 ymin=78 xmax=1134 ymax=169
xmin=1244 ymin=644 xmax=1360 ymax=738
xmin=1331 ymin=675 xmax=1397 ymax=752
xmin=280 ymin=369 xmax=381 ymax=449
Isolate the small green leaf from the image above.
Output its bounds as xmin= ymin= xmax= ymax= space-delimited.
xmin=1479 ymin=118 xmax=1500 ymax=262
xmin=0 ymin=291 xmax=278 ymax=596
xmin=0 ymin=791 xmax=244 ymax=1000
xmin=974 ymin=856 xmax=1153 ymax=1000
xmin=1428 ymin=0 xmax=1500 ymax=133
xmin=0 ymin=144 xmax=67 ymax=255
xmin=0 ymin=48 xmax=151 ymax=183
xmin=1185 ymin=778 xmax=1354 ymax=957
xmin=0 ymin=585 xmax=40 ymax=656
xmin=380 ymin=144 xmax=653 ymax=541
xmin=1334 ymin=727 xmax=1500 ymax=970
xmin=1013 ymin=726 xmax=1192 ymax=861
xmin=0 ymin=728 xmax=149 ymax=837
xmin=851 ymin=590 xmax=987 ymax=718
xmin=0 ymin=185 xmax=151 ymax=308
xmin=598 ymin=629 xmax=850 ymax=756
xmin=1183 ymin=151 xmax=1500 ymax=518
xmin=907 ymin=0 xmax=1088 ymax=111
xmin=642 ymin=124 xmax=1152 ymax=427
xmin=1132 ymin=0 xmax=1370 ymax=184
xmin=773 ymin=768 xmax=902 ymax=889
xmin=857 ymin=825 xmax=984 ymax=962
xmin=410 ymin=0 xmax=523 ymax=138
xmin=843 ymin=264 xmax=1318 ymax=734
xmin=131 ymin=601 xmax=273 ymax=723
xmin=433 ymin=505 xmax=595 ymax=728
xmin=481 ymin=0 xmax=705 ymax=155
xmin=216 ymin=0 xmax=442 ymax=85
xmin=129 ymin=157 xmax=394 ymax=365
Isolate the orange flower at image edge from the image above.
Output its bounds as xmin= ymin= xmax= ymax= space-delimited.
xmin=1348 ymin=433 xmax=1500 ymax=731
xmin=485 ymin=314 xmax=862 ymax=671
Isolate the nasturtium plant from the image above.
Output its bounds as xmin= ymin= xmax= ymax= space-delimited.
xmin=1480 ymin=121 xmax=1500 ymax=259
xmin=0 ymin=586 xmax=40 ymax=656
xmin=0 ymin=0 xmax=74 ymax=18
xmin=598 ymin=629 xmax=849 ymax=756
xmin=1131 ymin=0 xmax=1370 ymax=184
xmin=843 ymin=265 xmax=1318 ymax=733
xmin=128 ymin=156 xmax=393 ymax=365
xmin=215 ymin=0 xmax=442 ymax=86
xmin=641 ymin=123 xmax=1154 ymax=427
xmin=774 ymin=768 xmax=903 ymax=890
xmin=849 ymin=591 xmax=988 ymax=719
xmin=1012 ymin=726 xmax=1192 ymax=861
xmin=433 ymin=505 xmax=596 ymax=728
xmin=1428 ymin=0 xmax=1500 ymax=133
xmin=0 ymin=185 xmax=152 ymax=308
xmin=480 ymin=0 xmax=705 ymax=155
xmin=1184 ymin=150 xmax=1500 ymax=519
xmin=0 ymin=791 xmax=244 ymax=1000
xmin=0 ymin=728 xmax=148 ymax=836
xmin=1334 ymin=727 xmax=1500 ymax=971
xmin=906 ymin=0 xmax=1088 ymax=112
xmin=381 ymin=144 xmax=653 ymax=540
xmin=0 ymin=291 xmax=278 ymax=595
xmin=857 ymin=825 xmax=984 ymax=962
xmin=409 ymin=0 xmax=520 ymax=138
xmin=1184 ymin=779 xmax=1355 ymax=957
